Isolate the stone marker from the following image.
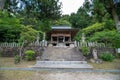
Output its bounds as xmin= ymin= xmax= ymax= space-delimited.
xmin=92 ymin=48 xmax=98 ymax=60
xmin=91 ymin=48 xmax=102 ymax=64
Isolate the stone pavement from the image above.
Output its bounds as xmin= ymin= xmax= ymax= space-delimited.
xmin=33 ymin=61 xmax=93 ymax=69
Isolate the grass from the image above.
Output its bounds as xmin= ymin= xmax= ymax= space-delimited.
xmin=0 ymin=70 xmax=35 ymax=80
xmin=0 ymin=57 xmax=120 ymax=70
xmin=88 ymin=59 xmax=120 ymax=70
xmin=0 ymin=57 xmax=36 ymax=67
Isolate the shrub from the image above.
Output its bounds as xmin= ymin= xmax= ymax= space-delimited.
xmin=100 ymin=52 xmax=115 ymax=62
xmin=116 ymin=53 xmax=120 ymax=58
xmin=14 ymin=55 xmax=20 ymax=64
xmin=81 ymin=46 xmax=90 ymax=56
xmin=25 ymin=50 xmax=35 ymax=61
xmin=0 ymin=52 xmax=2 ymax=57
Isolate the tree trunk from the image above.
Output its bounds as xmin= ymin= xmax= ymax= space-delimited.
xmin=19 ymin=42 xmax=24 ymax=58
xmin=111 ymin=7 xmax=120 ymax=31
xmin=0 ymin=0 xmax=5 ymax=10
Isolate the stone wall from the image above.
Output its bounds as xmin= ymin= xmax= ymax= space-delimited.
xmin=0 ymin=46 xmax=116 ymax=57
xmin=0 ymin=46 xmax=43 ymax=57
xmin=90 ymin=47 xmax=116 ymax=56
xmin=0 ymin=47 xmax=20 ymax=57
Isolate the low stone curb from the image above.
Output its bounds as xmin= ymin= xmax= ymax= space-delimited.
xmin=0 ymin=67 xmax=120 ymax=73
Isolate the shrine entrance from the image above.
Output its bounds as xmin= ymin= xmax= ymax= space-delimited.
xmin=59 ymin=36 xmax=64 ymax=43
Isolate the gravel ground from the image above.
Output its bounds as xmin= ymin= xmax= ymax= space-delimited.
xmin=34 ymin=72 xmax=120 ymax=80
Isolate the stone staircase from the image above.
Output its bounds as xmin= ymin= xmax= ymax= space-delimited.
xmin=33 ymin=47 xmax=93 ymax=69
xmin=41 ymin=47 xmax=85 ymax=61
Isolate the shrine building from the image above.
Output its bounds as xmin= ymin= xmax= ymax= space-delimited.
xmin=47 ymin=26 xmax=79 ymax=46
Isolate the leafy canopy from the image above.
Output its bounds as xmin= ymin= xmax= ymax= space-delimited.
xmin=19 ymin=26 xmax=38 ymax=43
xmin=0 ymin=10 xmax=22 ymax=42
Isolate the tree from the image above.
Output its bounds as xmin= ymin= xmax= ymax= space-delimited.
xmin=19 ymin=26 xmax=38 ymax=43
xmin=99 ymin=0 xmax=120 ymax=31
xmin=69 ymin=1 xmax=93 ymax=28
xmin=20 ymin=0 xmax=62 ymax=20
xmin=0 ymin=10 xmax=22 ymax=42
xmin=19 ymin=26 xmax=38 ymax=57
xmin=89 ymin=30 xmax=120 ymax=48
xmin=51 ymin=19 xmax=71 ymax=26
xmin=91 ymin=0 xmax=107 ymax=22
xmin=0 ymin=0 xmax=5 ymax=10
xmin=4 ymin=0 xmax=20 ymax=14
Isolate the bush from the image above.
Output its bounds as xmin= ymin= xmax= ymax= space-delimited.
xmin=14 ymin=55 xmax=20 ymax=64
xmin=25 ymin=50 xmax=35 ymax=61
xmin=0 ymin=52 xmax=2 ymax=57
xmin=116 ymin=53 xmax=120 ymax=58
xmin=81 ymin=46 xmax=90 ymax=56
xmin=100 ymin=52 xmax=115 ymax=62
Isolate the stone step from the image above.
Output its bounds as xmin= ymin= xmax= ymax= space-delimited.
xmin=36 ymin=61 xmax=87 ymax=64
xmin=33 ymin=61 xmax=93 ymax=69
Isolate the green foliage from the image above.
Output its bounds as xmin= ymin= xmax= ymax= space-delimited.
xmin=104 ymin=19 xmax=115 ymax=30
xmin=92 ymin=0 xmax=107 ymax=22
xmin=100 ymin=52 xmax=115 ymax=62
xmin=0 ymin=52 xmax=2 ymax=57
xmin=18 ymin=0 xmax=61 ymax=20
xmin=38 ymin=20 xmax=51 ymax=32
xmin=89 ymin=30 xmax=120 ymax=48
xmin=69 ymin=11 xmax=92 ymax=29
xmin=116 ymin=53 xmax=120 ymax=58
xmin=52 ymin=19 xmax=71 ymax=26
xmin=80 ymin=46 xmax=90 ymax=56
xmin=19 ymin=26 xmax=38 ymax=43
xmin=0 ymin=11 xmax=22 ymax=42
xmin=14 ymin=55 xmax=21 ymax=64
xmin=69 ymin=0 xmax=94 ymax=29
xmin=74 ymin=30 xmax=82 ymax=41
xmin=25 ymin=50 xmax=35 ymax=61
xmin=82 ymin=22 xmax=105 ymax=35
xmin=20 ymin=17 xmax=38 ymax=29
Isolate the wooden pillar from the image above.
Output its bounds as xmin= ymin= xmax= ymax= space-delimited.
xmin=57 ymin=36 xmax=59 ymax=44
xmin=70 ymin=31 xmax=72 ymax=42
xmin=63 ymin=36 xmax=65 ymax=42
xmin=51 ymin=36 xmax=53 ymax=42
xmin=70 ymin=35 xmax=71 ymax=42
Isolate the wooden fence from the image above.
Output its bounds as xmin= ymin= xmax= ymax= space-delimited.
xmin=0 ymin=41 xmax=48 ymax=47
xmin=74 ymin=41 xmax=111 ymax=48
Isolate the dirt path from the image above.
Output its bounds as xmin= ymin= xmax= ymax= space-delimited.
xmin=34 ymin=72 xmax=120 ymax=80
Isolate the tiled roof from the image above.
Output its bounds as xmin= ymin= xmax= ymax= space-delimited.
xmin=52 ymin=26 xmax=72 ymax=29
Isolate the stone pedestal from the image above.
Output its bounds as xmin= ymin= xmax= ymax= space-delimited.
xmin=70 ymin=44 xmax=74 ymax=48
xmin=48 ymin=44 xmax=53 ymax=47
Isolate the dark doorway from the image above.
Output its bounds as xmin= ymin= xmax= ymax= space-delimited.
xmin=59 ymin=36 xmax=63 ymax=43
